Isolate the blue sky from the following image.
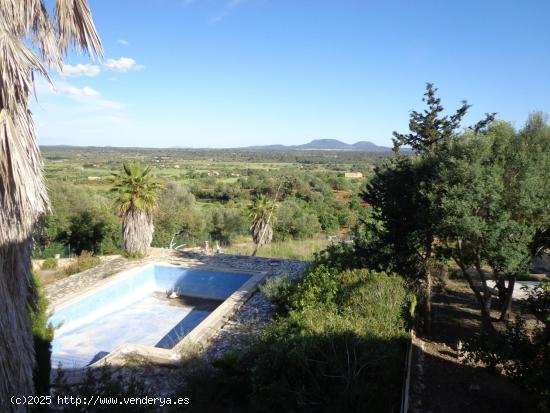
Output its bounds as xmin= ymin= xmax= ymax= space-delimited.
xmin=33 ymin=0 xmax=550 ymax=148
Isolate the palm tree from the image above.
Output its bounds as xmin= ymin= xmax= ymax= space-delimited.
xmin=249 ymin=194 xmax=277 ymax=249
xmin=0 ymin=1 xmax=101 ymax=407
xmin=112 ymin=163 xmax=162 ymax=256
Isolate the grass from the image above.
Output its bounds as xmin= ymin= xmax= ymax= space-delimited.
xmin=63 ymin=251 xmax=101 ymax=276
xmin=224 ymin=237 xmax=330 ymax=261
xmin=41 ymin=257 xmax=58 ymax=270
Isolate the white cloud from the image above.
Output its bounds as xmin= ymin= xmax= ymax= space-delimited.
xmin=60 ymin=63 xmax=101 ymax=77
xmin=117 ymin=39 xmax=129 ymax=46
xmin=104 ymin=57 xmax=143 ymax=73
xmin=55 ymin=84 xmax=100 ymax=97
xmin=46 ymin=81 xmax=125 ymax=111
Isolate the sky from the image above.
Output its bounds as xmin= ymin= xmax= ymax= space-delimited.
xmin=33 ymin=0 xmax=550 ymax=148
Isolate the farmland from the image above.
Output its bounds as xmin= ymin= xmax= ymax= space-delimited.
xmin=37 ymin=145 xmax=385 ymax=260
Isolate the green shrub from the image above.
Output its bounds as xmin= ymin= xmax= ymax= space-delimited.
xmin=183 ymin=268 xmax=412 ymax=412
xmin=248 ymin=328 xmax=406 ymax=413
xmin=259 ymin=273 xmax=295 ymax=314
xmin=274 ymin=200 xmax=322 ymax=241
xmin=40 ymin=257 xmax=58 ymax=270
xmin=248 ymin=269 xmax=410 ymax=412
xmin=30 ymin=274 xmax=54 ymax=399
xmin=291 ymin=264 xmax=339 ymax=310
xmin=314 ymin=241 xmax=361 ymax=271
xmin=124 ymin=251 xmax=145 ymax=260
xmin=63 ymin=251 xmax=100 ymax=276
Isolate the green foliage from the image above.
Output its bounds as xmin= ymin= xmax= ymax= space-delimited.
xmin=274 ymin=199 xmax=321 ymax=241
xmin=63 ymin=251 xmax=101 ymax=276
xmin=183 ymin=268 xmax=411 ymax=412
xmin=527 ymin=283 xmax=550 ymax=326
xmin=39 ymin=147 xmax=377 ymax=257
xmin=259 ymin=273 xmax=295 ymax=314
xmin=250 ymin=269 xmax=410 ymax=412
xmin=248 ymin=194 xmax=276 ymax=246
xmin=124 ymin=251 xmax=145 ymax=260
xmin=30 ymin=274 xmax=54 ymax=398
xmin=433 ymin=119 xmax=550 ymax=274
xmin=40 ymin=257 xmax=58 ymax=270
xmin=247 ymin=328 xmax=405 ymax=413
xmin=362 ymin=83 xmax=550 ymax=332
xmin=152 ymin=183 xmax=202 ymax=247
xmin=33 ymin=242 xmax=67 ymax=259
xmin=181 ymin=357 xmax=250 ymax=412
xmin=62 ymin=210 xmax=109 ymax=255
xmin=314 ymin=241 xmax=362 ymax=271
xmin=429 ymin=115 xmax=550 ymax=326
xmin=392 ymin=82 xmax=493 ymax=154
xmin=210 ymin=206 xmax=246 ymax=244
xmin=291 ymin=265 xmax=339 ymax=310
xmin=112 ymin=163 xmax=162 ymax=215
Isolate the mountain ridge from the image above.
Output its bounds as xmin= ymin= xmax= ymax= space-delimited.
xmin=247 ymin=139 xmax=392 ymax=152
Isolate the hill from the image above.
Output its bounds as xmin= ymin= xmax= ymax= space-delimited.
xmin=247 ymin=139 xmax=392 ymax=152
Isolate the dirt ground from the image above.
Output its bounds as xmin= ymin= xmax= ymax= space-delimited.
xmin=409 ymin=279 xmax=537 ymax=413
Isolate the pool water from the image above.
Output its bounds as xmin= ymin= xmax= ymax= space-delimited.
xmin=49 ymin=265 xmax=251 ymax=368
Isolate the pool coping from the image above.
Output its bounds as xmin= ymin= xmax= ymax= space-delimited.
xmin=50 ymin=260 xmax=268 ymax=372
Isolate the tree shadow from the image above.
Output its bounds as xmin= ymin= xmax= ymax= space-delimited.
xmin=175 ymin=331 xmax=409 ymax=413
xmin=50 ymin=331 xmax=409 ymax=413
xmin=411 ymin=284 xmax=536 ymax=413
xmin=410 ymin=341 xmax=536 ymax=413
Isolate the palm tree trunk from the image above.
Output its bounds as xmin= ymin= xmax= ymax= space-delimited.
xmin=123 ymin=210 xmax=154 ymax=255
xmin=0 ymin=241 xmax=37 ymax=412
xmin=1 ymin=112 xmax=49 ymax=411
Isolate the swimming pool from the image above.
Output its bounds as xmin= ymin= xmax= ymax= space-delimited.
xmin=49 ymin=264 xmax=251 ymax=368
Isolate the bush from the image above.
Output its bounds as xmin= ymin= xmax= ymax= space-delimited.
xmin=183 ymin=268 xmax=412 ymax=412
xmin=290 ymin=264 xmax=339 ymax=310
xmin=248 ymin=327 xmax=406 ymax=413
xmin=248 ymin=269 xmax=411 ymax=412
xmin=274 ymin=200 xmax=322 ymax=241
xmin=63 ymin=210 xmax=109 ymax=255
xmin=124 ymin=251 xmax=145 ymax=260
xmin=259 ymin=273 xmax=295 ymax=314
xmin=30 ymin=274 xmax=54 ymax=400
xmin=314 ymin=241 xmax=361 ymax=271
xmin=41 ymin=257 xmax=58 ymax=270
xmin=63 ymin=251 xmax=100 ymax=276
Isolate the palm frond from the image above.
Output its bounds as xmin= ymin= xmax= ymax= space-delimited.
xmin=56 ymin=0 xmax=103 ymax=59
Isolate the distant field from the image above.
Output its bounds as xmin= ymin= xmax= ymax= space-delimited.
xmin=41 ymin=145 xmax=386 ymax=185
